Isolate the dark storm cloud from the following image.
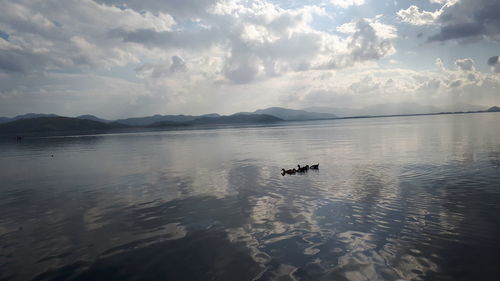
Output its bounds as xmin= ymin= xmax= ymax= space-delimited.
xmin=429 ymin=0 xmax=500 ymax=42
xmin=487 ymin=56 xmax=499 ymax=66
xmin=428 ymin=23 xmax=483 ymax=42
xmin=488 ymin=56 xmax=500 ymax=73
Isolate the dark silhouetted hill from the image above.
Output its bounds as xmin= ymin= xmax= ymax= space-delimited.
xmin=0 ymin=117 xmax=126 ymax=134
xmin=148 ymin=121 xmax=186 ymax=127
xmin=77 ymin=114 xmax=110 ymax=123
xmin=488 ymin=106 xmax=500 ymax=112
xmin=116 ymin=113 xmax=221 ymax=126
xmin=0 ymin=113 xmax=60 ymax=124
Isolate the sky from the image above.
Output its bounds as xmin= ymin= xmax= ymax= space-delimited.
xmin=0 ymin=0 xmax=499 ymax=118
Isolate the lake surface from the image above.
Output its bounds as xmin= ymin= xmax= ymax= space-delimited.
xmin=1 ymin=113 xmax=500 ymax=281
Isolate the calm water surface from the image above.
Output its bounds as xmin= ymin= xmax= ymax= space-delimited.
xmin=1 ymin=113 xmax=500 ymax=281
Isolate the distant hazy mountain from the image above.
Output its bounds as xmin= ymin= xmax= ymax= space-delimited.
xmin=441 ymin=103 xmax=487 ymax=112
xmin=189 ymin=114 xmax=282 ymax=124
xmin=239 ymin=107 xmax=336 ymax=121
xmin=305 ymin=102 xmax=487 ymax=117
xmin=360 ymin=103 xmax=441 ymax=116
xmin=488 ymin=106 xmax=500 ymax=112
xmin=303 ymin=106 xmax=361 ymax=117
xmin=116 ymin=113 xmax=221 ymax=126
xmin=13 ymin=113 xmax=59 ymax=121
xmin=0 ymin=117 xmax=126 ymax=134
xmin=77 ymin=114 xmax=110 ymax=123
xmin=0 ymin=113 xmax=60 ymax=124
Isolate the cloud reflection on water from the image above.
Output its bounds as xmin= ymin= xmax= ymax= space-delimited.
xmin=0 ymin=114 xmax=500 ymax=281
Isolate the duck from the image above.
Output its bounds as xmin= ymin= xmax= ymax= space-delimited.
xmin=281 ymin=168 xmax=297 ymax=175
xmin=297 ymin=164 xmax=309 ymax=173
xmin=310 ymin=163 xmax=319 ymax=170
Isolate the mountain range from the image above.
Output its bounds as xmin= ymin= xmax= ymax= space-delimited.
xmin=0 ymin=113 xmax=283 ymax=135
xmin=237 ymin=107 xmax=337 ymax=121
xmin=1 ymin=104 xmax=498 ymax=135
xmin=304 ymin=102 xmax=489 ymax=117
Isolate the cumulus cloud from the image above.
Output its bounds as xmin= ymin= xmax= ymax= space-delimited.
xmin=0 ymin=0 xmax=176 ymax=73
xmin=397 ymin=0 xmax=500 ymax=42
xmin=487 ymin=56 xmax=499 ymax=66
xmin=114 ymin=3 xmax=396 ymax=84
xmin=399 ymin=0 xmax=500 ymax=43
xmin=279 ymin=60 xmax=500 ymax=111
xmin=435 ymin=58 xmax=445 ymax=71
xmin=397 ymin=5 xmax=441 ymax=25
xmin=488 ymin=56 xmax=500 ymax=73
xmin=454 ymin=58 xmax=475 ymax=71
xmin=135 ymin=56 xmax=187 ymax=80
xmin=325 ymin=17 xmax=396 ymax=68
xmin=330 ymin=0 xmax=366 ymax=8
xmin=94 ymin=0 xmax=219 ymax=18
xmin=4 ymin=0 xmax=495 ymax=118
xmin=432 ymin=0 xmax=500 ymax=42
xmin=347 ymin=19 xmax=396 ymax=61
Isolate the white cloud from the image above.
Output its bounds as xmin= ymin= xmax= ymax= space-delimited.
xmin=454 ymin=58 xmax=475 ymax=71
xmin=396 ymin=5 xmax=441 ymax=25
xmin=337 ymin=15 xmax=397 ymax=39
xmin=435 ymin=58 xmax=445 ymax=71
xmin=0 ymin=0 xmax=496 ymax=118
xmin=0 ymin=0 xmax=176 ymax=72
xmin=330 ymin=0 xmax=366 ymax=9
xmin=430 ymin=0 xmax=445 ymax=3
xmin=276 ymin=58 xmax=500 ymax=111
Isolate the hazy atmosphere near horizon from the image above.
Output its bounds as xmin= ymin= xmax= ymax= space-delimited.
xmin=1 ymin=1 xmax=500 ymax=281
xmin=0 ymin=0 xmax=499 ymax=118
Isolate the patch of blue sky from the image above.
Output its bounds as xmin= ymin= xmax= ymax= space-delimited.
xmin=0 ymin=30 xmax=9 ymax=41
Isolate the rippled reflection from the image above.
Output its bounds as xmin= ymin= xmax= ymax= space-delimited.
xmin=1 ymin=113 xmax=500 ymax=281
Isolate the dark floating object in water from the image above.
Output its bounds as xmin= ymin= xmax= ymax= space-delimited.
xmin=282 ymin=163 xmax=319 ymax=176
xmin=16 ymin=136 xmax=23 ymax=140
xmin=281 ymin=168 xmax=297 ymax=176
xmin=297 ymin=164 xmax=309 ymax=173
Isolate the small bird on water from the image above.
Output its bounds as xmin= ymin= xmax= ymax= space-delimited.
xmin=281 ymin=168 xmax=297 ymax=175
xmin=282 ymin=163 xmax=319 ymax=176
xmin=310 ymin=163 xmax=319 ymax=170
xmin=297 ymin=164 xmax=309 ymax=172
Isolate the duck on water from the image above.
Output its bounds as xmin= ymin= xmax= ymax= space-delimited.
xmin=281 ymin=168 xmax=297 ymax=175
xmin=281 ymin=163 xmax=319 ymax=176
